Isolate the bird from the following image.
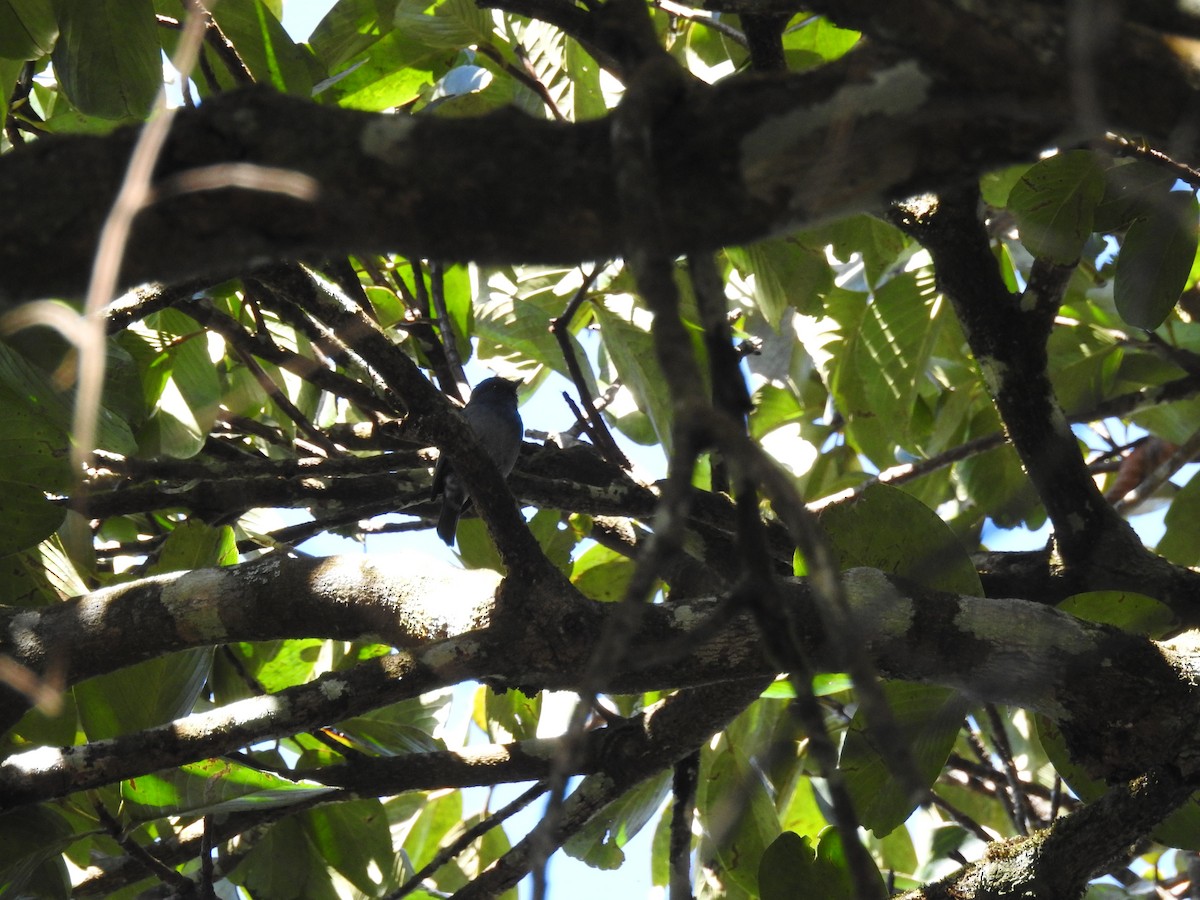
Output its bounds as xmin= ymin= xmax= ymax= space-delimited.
xmin=430 ymin=376 xmax=523 ymax=546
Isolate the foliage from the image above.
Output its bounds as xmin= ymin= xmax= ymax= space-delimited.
xmin=3 ymin=1 xmax=1200 ymax=898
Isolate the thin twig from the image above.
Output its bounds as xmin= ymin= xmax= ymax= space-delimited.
xmin=549 ymin=264 xmax=631 ymax=468
xmin=93 ymin=797 xmax=196 ymax=894
xmin=929 ymin=792 xmax=995 ymax=843
xmin=189 ymin=298 xmax=394 ymax=414
xmin=655 ymin=0 xmax=747 ymax=45
xmin=1113 ymin=424 xmax=1200 ymax=513
xmin=984 ymin=704 xmax=1033 ymax=835
xmin=386 ymin=782 xmax=549 ymax=900
xmin=428 ymin=261 xmax=466 ymax=385
xmin=477 ymin=42 xmax=566 ymax=121
xmin=1106 ymin=132 xmax=1200 ymax=191
xmin=200 ymin=815 xmax=217 ymax=899
xmin=966 ymin=726 xmax=1022 ymax=830
xmin=670 ymin=750 xmax=700 ymax=900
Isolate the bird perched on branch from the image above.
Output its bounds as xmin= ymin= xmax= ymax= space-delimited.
xmin=431 ymin=376 xmax=523 ymax=545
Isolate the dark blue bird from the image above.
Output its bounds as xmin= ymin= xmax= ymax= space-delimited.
xmin=430 ymin=377 xmax=523 ymax=545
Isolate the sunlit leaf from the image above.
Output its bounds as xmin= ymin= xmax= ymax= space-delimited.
xmin=208 ymin=0 xmax=314 ymax=95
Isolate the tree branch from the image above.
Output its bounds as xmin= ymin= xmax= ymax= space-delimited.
xmin=5 ymin=560 xmax=1200 ymax=810
xmin=9 ymin=5 xmax=1200 ymax=304
xmin=889 ymin=191 xmax=1198 ymax=606
xmin=912 ymin=766 xmax=1198 ymax=900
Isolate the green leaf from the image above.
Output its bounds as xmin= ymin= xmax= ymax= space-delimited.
xmin=478 ymin=684 xmax=541 ymax=742
xmin=303 ymin=799 xmax=396 ymax=895
xmin=749 ymin=383 xmax=805 ymax=440
xmin=222 ymin=639 xmax=324 ymax=697
xmin=867 ymin=822 xmax=918 ymax=880
xmin=475 ymin=265 xmax=597 ymax=391
xmin=1009 ymin=149 xmax=1106 ymax=263
xmin=0 ymin=340 xmax=136 ymax=455
xmin=75 ymin=646 xmax=213 ymax=739
xmin=980 ymin=163 xmax=1032 ymax=208
xmin=699 ymin=739 xmax=780 ymax=892
xmin=236 ymin=815 xmax=343 ymax=900
xmin=572 ymin=543 xmax=637 ymax=602
xmin=207 ymin=0 xmax=314 ymax=94
xmin=1094 ymin=159 xmax=1179 ymax=233
xmin=758 ymin=832 xmax=815 ymax=900
xmin=1159 ymin=470 xmax=1200 ymax=566
xmin=3 ymin=689 xmax=77 ymax=751
xmin=565 ymin=772 xmax=671 ymax=869
xmin=0 ymin=365 xmax=72 ymax=497
xmin=0 ymin=56 xmax=22 ymax=124
xmin=500 ymin=16 xmax=570 ymax=116
xmin=957 ymin=440 xmax=1039 ymax=530
xmin=780 ymin=15 xmax=860 ymax=70
xmin=0 ymin=484 xmax=64 ymax=556
xmin=831 ymin=270 xmax=942 ymax=466
xmin=0 ymin=807 xmax=71 ymax=900
xmin=328 ymin=28 xmax=452 ymax=110
xmin=727 ymin=237 xmax=832 ymax=326
xmin=820 ymin=214 xmax=908 ymax=289
xmin=593 ymin=295 xmax=676 ymax=453
xmin=155 ymin=310 xmax=221 ymax=427
xmin=455 ymin=514 xmax=506 ymax=571
xmin=136 ymin=310 xmax=221 ymax=458
xmin=528 ymin=507 xmax=574 ymax=574
xmin=0 ymin=546 xmax=60 ymax=609
xmin=393 ymin=0 xmax=492 ymax=50
xmin=123 ymin=758 xmax=336 ymax=818
xmin=1114 ymin=191 xmax=1198 ymax=330
xmin=566 ymin=35 xmax=606 ymax=119
xmin=1056 ymin=591 xmax=1174 ymax=637
xmin=52 ymin=0 xmax=160 ymax=118
xmin=149 ymin=520 xmax=238 ymax=573
xmin=1036 ymin=715 xmax=1200 ymax=850
xmin=74 ymin=518 xmax=232 ymax=738
xmin=818 ymin=483 xmax=981 ymax=595
xmin=336 ymin=691 xmax=449 ymax=755
xmin=307 ymin=0 xmax=400 ymax=72
xmin=399 ymin=790 xmax=465 ymax=880
xmin=819 ymin=484 xmax=975 ymax=834
xmin=758 ymin=829 xmax=870 ymax=900
xmin=471 ymin=810 xmax=516 ymax=897
xmin=1130 ymin=393 xmax=1200 ymax=445
xmin=839 ymin=681 xmax=970 ymax=835
xmin=0 ymin=0 xmax=57 ymax=60
xmin=779 ymin=776 xmax=827 ymax=837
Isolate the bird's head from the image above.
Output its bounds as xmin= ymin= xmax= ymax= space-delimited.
xmin=469 ymin=376 xmax=522 ymax=406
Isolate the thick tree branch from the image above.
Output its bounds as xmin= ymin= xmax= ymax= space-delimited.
xmin=0 ymin=648 xmax=455 ymax=808
xmin=7 ymin=5 xmax=1200 ymax=304
xmin=0 ymin=553 xmax=503 ymax=730
xmin=7 ymin=559 xmax=1200 ymax=818
xmin=891 ymin=191 xmax=1118 ymax=565
xmin=912 ymin=766 xmax=1198 ymax=900
xmin=890 ymin=191 xmax=1200 ymax=613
